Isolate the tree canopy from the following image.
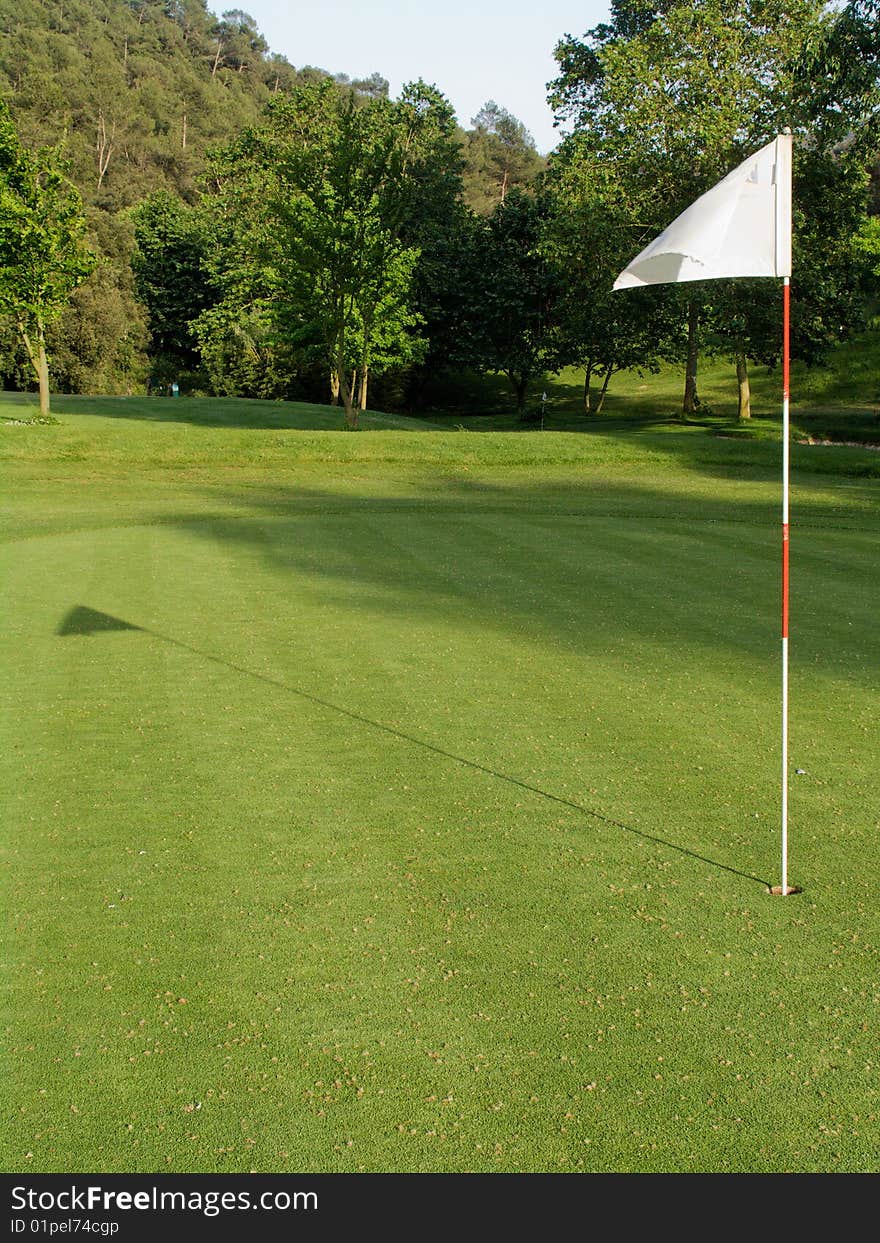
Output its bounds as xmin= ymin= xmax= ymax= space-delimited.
xmin=0 ymin=99 xmax=95 ymax=414
xmin=0 ymin=0 xmax=877 ymax=420
xmin=545 ymin=0 xmax=875 ymax=417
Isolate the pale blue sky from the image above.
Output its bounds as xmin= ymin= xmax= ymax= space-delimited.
xmin=236 ymin=2 xmax=612 ymax=153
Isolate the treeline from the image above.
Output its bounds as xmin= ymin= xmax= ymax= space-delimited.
xmin=1 ymin=0 xmax=878 ymax=421
xmin=0 ymin=0 xmax=544 ymax=407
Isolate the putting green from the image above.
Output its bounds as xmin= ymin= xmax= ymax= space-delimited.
xmin=1 ymin=401 xmax=878 ymax=1172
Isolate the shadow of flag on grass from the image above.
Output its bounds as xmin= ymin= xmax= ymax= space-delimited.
xmin=54 ymin=603 xmax=769 ymax=887
xmin=56 ymin=605 xmax=144 ymax=637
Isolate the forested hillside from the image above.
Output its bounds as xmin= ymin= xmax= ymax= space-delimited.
xmin=0 ymin=0 xmax=546 ymax=400
xmin=0 ymin=1 xmax=307 ymax=206
xmin=0 ymin=0 xmax=318 ymax=391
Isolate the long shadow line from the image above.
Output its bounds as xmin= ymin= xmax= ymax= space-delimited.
xmin=141 ymin=625 xmax=770 ymax=888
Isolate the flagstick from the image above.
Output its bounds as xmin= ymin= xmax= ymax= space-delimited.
xmin=781 ymin=275 xmax=791 ymax=894
xmin=610 ymin=132 xmax=796 ymax=893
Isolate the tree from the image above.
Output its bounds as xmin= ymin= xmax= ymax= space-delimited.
xmin=131 ymin=190 xmax=215 ymax=384
xmin=47 ymin=261 xmax=149 ymax=396
xmin=199 ymin=82 xmax=438 ymax=425
xmin=547 ymin=1 xmax=866 ymax=418
xmin=701 ymin=148 xmax=871 ymax=418
xmin=0 ymin=0 xmax=323 ymax=396
xmin=44 ymin=206 xmax=150 ymax=397
xmin=474 ymin=190 xmax=557 ymax=413
xmin=391 ymin=82 xmax=479 ymax=408
xmin=270 ymin=85 xmax=428 ymax=424
xmin=857 ymin=213 xmax=880 ymax=276
xmin=543 ymin=146 xmax=680 ymax=412
xmin=794 ymin=1 xmax=880 ymax=151
xmin=398 ymin=205 xmax=487 ymax=410
xmin=462 ymin=101 xmax=545 ymax=215
xmin=209 ymin=9 xmax=269 ymax=77
xmin=334 ymin=71 xmax=390 ymax=101
xmin=192 ymin=138 xmax=300 ymax=399
xmin=0 ymin=100 xmax=95 ymax=414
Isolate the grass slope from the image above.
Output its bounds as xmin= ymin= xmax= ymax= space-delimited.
xmin=414 ymin=324 xmax=880 ymax=444
xmin=1 ymin=394 xmax=878 ymax=1173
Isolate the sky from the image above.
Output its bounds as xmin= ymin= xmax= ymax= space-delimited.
xmin=237 ymin=2 xmax=613 ymax=154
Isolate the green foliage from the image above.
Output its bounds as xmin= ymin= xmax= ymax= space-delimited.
xmin=0 ymin=0 xmax=331 ymax=394
xmin=856 ymin=213 xmax=880 ymax=275
xmin=333 ymin=71 xmax=390 ymax=101
xmin=0 ymin=0 xmax=311 ymax=210
xmin=0 ymin=101 xmax=95 ymax=322
xmin=46 ymin=261 xmax=149 ymax=394
xmin=0 ymin=0 xmax=876 ymax=410
xmin=50 ymin=206 xmax=152 ymax=396
xmin=461 ymin=100 xmax=545 ymax=215
xmin=702 ymin=148 xmax=872 ymax=370
xmin=197 ymin=81 xmax=466 ymax=423
xmin=549 ymin=2 xmax=678 ymax=128
xmin=0 ymin=99 xmax=96 ymax=409
xmin=131 ymin=189 xmax=214 ymax=382
xmin=399 ymin=206 xmax=488 ymax=405
xmin=192 ymin=299 xmax=300 ymax=399
xmin=546 ymin=0 xmax=875 ymax=405
xmin=794 ymin=1 xmax=880 ymax=151
xmin=542 ymin=144 xmax=681 ymax=409
xmin=472 ymin=189 xmax=558 ymax=411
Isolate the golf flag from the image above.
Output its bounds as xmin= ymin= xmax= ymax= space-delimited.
xmin=613 ymin=133 xmax=797 ymax=895
xmin=613 ymin=135 xmax=792 ymax=289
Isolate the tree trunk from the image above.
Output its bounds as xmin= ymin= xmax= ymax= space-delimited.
xmin=514 ymin=375 xmax=528 ymax=412
xmin=735 ymin=349 xmax=751 ymax=420
xmin=594 ymin=365 xmax=614 ymax=414
xmin=96 ymin=110 xmax=115 ymax=190
xmin=583 ymin=360 xmax=593 ymax=414
xmin=336 ymin=345 xmax=358 ymax=430
xmin=329 ymin=369 xmax=339 ymax=406
xmin=359 ymin=366 xmax=368 ymax=411
xmin=682 ymin=299 xmax=700 ymax=418
xmin=18 ymin=318 xmax=50 ymax=417
xmin=37 ymin=328 xmax=49 ymax=418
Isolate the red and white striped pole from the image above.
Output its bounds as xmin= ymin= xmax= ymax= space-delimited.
xmin=781 ymin=274 xmax=791 ymax=895
xmin=774 ymin=128 xmax=794 ymax=896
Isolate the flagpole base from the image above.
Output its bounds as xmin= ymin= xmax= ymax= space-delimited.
xmin=768 ymin=884 xmax=802 ymax=896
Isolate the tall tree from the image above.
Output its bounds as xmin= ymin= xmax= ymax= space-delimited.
xmin=131 ymin=189 xmax=214 ymax=384
xmin=392 ymin=82 xmax=478 ymax=407
xmin=474 ymin=189 xmax=557 ymax=413
xmin=543 ymin=145 xmax=679 ymax=412
xmin=0 ymin=101 xmax=95 ymax=414
xmin=702 ymin=148 xmax=871 ymax=418
xmin=0 ymin=0 xmax=324 ymax=395
xmin=462 ymin=101 xmax=545 ymax=215
xmin=547 ymin=0 xmax=865 ymax=418
xmin=795 ymin=0 xmax=880 ymax=150
xmin=198 ymin=81 xmax=445 ymax=425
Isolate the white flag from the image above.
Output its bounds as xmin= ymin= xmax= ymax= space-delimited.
xmin=613 ymin=134 xmax=792 ymax=289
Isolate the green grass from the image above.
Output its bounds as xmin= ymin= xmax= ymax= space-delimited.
xmin=2 ymin=391 xmax=878 ymax=1173
xmin=414 ymin=322 xmax=880 ymax=444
